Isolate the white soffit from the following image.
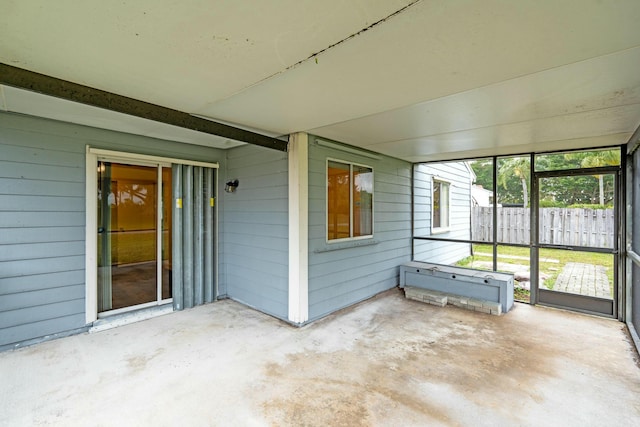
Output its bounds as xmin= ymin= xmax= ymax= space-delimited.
xmin=0 ymin=85 xmax=245 ymax=149
xmin=310 ymin=47 xmax=640 ymax=161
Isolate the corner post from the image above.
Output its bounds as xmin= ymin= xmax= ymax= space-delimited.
xmin=288 ymin=133 xmax=309 ymax=323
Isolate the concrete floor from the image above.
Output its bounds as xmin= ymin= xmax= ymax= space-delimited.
xmin=1 ymin=289 xmax=639 ymax=426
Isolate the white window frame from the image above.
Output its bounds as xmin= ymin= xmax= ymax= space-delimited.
xmin=326 ymin=158 xmax=374 ymax=243
xmin=431 ymin=177 xmax=451 ymax=234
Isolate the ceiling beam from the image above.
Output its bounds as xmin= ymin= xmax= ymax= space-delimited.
xmin=0 ymin=63 xmax=288 ymax=152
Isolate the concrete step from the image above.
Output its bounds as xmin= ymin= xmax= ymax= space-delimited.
xmin=404 ymin=287 xmax=447 ymax=307
xmin=404 ymin=286 xmax=502 ymax=315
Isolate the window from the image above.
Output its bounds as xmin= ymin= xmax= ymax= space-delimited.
xmin=432 ymin=179 xmax=450 ymax=232
xmin=327 ymin=160 xmax=373 ymax=241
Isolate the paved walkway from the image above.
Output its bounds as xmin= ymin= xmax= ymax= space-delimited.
xmin=553 ymin=262 xmax=611 ymax=298
xmin=468 ymin=260 xmax=612 ymax=298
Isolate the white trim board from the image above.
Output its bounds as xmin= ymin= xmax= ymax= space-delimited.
xmin=88 ymin=147 xmax=219 ymax=169
xmin=85 ymin=148 xmax=98 ymax=324
xmin=431 ymin=176 xmax=452 ymax=234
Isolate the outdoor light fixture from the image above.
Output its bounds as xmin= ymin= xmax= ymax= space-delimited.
xmin=225 ymin=179 xmax=239 ymax=193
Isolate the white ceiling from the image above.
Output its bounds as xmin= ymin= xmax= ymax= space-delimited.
xmin=1 ymin=0 xmax=640 ymax=162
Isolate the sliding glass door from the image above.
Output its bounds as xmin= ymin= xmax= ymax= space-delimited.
xmin=97 ymin=161 xmax=172 ymax=314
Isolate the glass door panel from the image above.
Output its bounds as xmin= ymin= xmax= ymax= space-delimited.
xmin=161 ymin=167 xmax=172 ymax=300
xmin=97 ymin=162 xmax=165 ymax=313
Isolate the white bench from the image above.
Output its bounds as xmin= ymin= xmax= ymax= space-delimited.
xmin=399 ymin=261 xmax=514 ymax=314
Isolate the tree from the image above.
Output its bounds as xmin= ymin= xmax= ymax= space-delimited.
xmin=565 ymin=150 xmax=620 ymax=205
xmin=540 ymin=175 xmax=598 ymax=206
xmin=469 ymin=159 xmax=493 ymax=189
xmin=498 ymin=157 xmax=530 ymax=207
xmin=470 ymin=149 xmax=619 ymax=208
xmin=470 ymin=159 xmax=525 ymax=205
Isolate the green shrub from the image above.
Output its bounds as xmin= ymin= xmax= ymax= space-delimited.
xmin=539 ymin=200 xmax=563 ymax=208
xmin=456 ymin=256 xmax=473 ymax=267
xmin=566 ymin=203 xmax=611 ymax=209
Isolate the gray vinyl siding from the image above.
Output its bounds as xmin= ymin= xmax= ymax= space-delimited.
xmin=223 ymin=144 xmax=289 ymax=320
xmin=413 ymin=162 xmax=473 ymax=265
xmin=307 ymin=136 xmax=412 ymax=321
xmin=0 ymin=112 xmax=224 ymax=348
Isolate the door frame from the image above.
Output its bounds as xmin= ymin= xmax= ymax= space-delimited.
xmin=532 ymin=166 xmax=621 ymax=317
xmin=85 ymin=147 xmax=219 ymax=324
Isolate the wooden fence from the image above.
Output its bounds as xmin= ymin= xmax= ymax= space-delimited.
xmin=471 ymin=207 xmax=615 ymax=248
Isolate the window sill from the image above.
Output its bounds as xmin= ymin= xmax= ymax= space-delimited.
xmin=314 ymin=239 xmax=379 ymax=253
xmin=431 ymin=228 xmax=450 ymax=235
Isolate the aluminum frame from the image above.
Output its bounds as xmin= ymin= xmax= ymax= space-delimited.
xmin=411 ymin=145 xmax=624 ymax=317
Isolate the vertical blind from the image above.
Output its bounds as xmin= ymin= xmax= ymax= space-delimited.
xmin=172 ymin=164 xmax=216 ymax=310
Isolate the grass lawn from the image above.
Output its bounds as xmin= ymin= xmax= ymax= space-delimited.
xmin=457 ymin=244 xmax=614 ymax=303
xmin=98 ymin=230 xmax=170 ymax=265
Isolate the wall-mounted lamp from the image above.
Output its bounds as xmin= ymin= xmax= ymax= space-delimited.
xmin=225 ymin=179 xmax=239 ymax=193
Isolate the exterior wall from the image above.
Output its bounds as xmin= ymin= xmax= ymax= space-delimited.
xmin=307 ymin=136 xmax=412 ymax=321
xmin=0 ymin=112 xmax=225 ymax=349
xmin=413 ymin=162 xmax=473 ymax=265
xmin=223 ymin=144 xmax=289 ymax=320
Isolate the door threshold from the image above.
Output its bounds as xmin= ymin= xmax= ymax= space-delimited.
xmin=90 ymin=304 xmax=174 ymax=333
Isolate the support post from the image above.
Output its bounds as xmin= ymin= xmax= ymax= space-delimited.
xmin=288 ymin=133 xmax=309 ymax=324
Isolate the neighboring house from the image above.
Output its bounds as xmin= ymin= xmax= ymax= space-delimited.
xmin=413 ymin=162 xmax=474 ymax=266
xmin=471 ymin=184 xmax=496 ymax=207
